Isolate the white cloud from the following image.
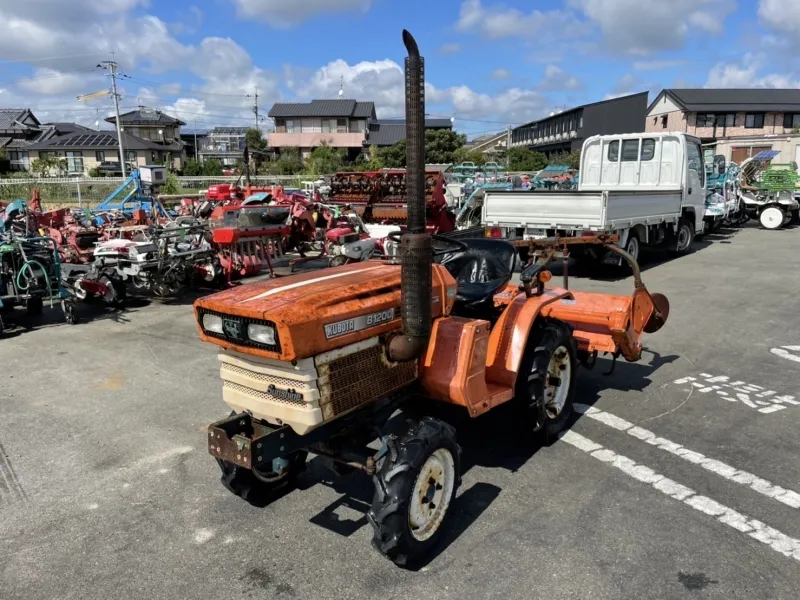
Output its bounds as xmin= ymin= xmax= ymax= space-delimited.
xmin=705 ymin=54 xmax=800 ymax=88
xmin=758 ymin=0 xmax=800 ymax=35
xmin=231 ymin=0 xmax=372 ymax=27
xmin=436 ymin=43 xmax=462 ymax=56
xmin=16 ymin=68 xmax=105 ymax=96
xmin=491 ymin=68 xmax=512 ymax=80
xmin=568 ymin=0 xmax=735 ymax=55
xmin=535 ymin=65 xmax=583 ymax=90
xmin=291 ymin=58 xmax=548 ymax=124
xmin=456 ymin=0 xmax=585 ymax=39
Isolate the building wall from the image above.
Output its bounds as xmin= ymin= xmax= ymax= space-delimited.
xmin=26 ymin=149 xmax=172 ymax=174
xmin=269 ymin=131 xmax=366 ymax=148
xmin=648 ymin=94 xmax=682 ymax=117
xmin=645 ymin=110 xmax=800 ymax=139
xmin=645 ymin=110 xmax=688 ymax=133
xmin=580 ymin=93 xmax=648 ymax=139
xmin=713 ymin=134 xmax=800 ymax=165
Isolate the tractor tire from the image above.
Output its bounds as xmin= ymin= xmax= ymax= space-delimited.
xmin=368 ymin=417 xmax=461 ymax=568
xmin=671 ymin=217 xmax=694 ymax=255
xmin=759 ymin=206 xmax=785 ymax=230
xmin=26 ymin=297 xmax=43 ymax=316
xmin=515 ymin=318 xmax=577 ymax=444
xmin=217 ymin=451 xmax=308 ymax=504
xmin=790 ymin=209 xmax=800 ymax=226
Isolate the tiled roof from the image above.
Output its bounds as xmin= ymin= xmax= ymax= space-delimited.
xmin=268 ymin=99 xmax=376 ymax=119
xmin=658 ymin=89 xmax=800 ymax=113
xmin=0 ymin=109 xmax=30 ymax=129
xmin=210 ymin=126 xmax=249 ymax=135
xmin=29 ymin=131 xmax=167 ymax=151
xmin=105 ymin=108 xmax=186 ymax=126
xmin=0 ymin=137 xmax=12 ymax=148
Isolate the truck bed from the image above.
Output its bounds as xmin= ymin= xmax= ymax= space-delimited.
xmin=482 ymin=189 xmax=683 ymax=231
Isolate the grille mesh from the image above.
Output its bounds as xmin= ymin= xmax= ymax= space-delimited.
xmin=322 ymin=342 xmax=416 ymax=418
xmin=221 ymin=362 xmax=310 ymax=390
xmin=222 ymin=380 xmax=307 ymax=407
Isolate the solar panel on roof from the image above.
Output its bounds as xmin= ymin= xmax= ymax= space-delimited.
xmin=754 ymin=150 xmax=780 ymax=161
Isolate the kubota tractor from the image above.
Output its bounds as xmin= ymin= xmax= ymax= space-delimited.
xmin=193 ymin=31 xmax=669 ymax=567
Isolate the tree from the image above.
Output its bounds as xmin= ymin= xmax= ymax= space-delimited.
xmin=351 ymin=145 xmax=383 ymax=171
xmin=30 ymin=156 xmax=67 ymax=177
xmin=182 ymin=158 xmax=204 ymax=176
xmin=267 ymin=147 xmax=303 ymax=175
xmin=452 ymin=147 xmax=486 ymax=166
xmin=160 ymin=171 xmax=181 ymax=195
xmin=508 ymin=147 xmax=548 ymax=172
xmin=547 ymin=149 xmax=581 ymax=170
xmin=306 ymin=141 xmax=346 ymax=176
xmin=377 ymin=140 xmax=406 ymax=168
xmin=425 ymin=129 xmax=467 ymax=164
xmin=245 ymin=128 xmax=266 ymax=151
xmin=202 ymin=159 xmax=223 ymax=177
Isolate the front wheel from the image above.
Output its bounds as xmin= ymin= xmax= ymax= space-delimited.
xmin=368 ymin=417 xmax=461 ymax=568
xmin=217 ymin=450 xmax=308 ymax=504
xmin=515 ymin=318 xmax=577 ymax=444
xmin=760 ymin=206 xmax=785 ymax=230
xmin=671 ymin=217 xmax=694 ymax=254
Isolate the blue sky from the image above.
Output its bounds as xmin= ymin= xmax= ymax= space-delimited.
xmin=0 ymin=0 xmax=797 ymax=138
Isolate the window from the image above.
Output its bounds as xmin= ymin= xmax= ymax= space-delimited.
xmin=579 ymin=116 xmax=583 ymax=128
xmin=661 ymin=115 xmax=668 ymax=129
xmin=95 ymin=151 xmax=105 ymax=162
xmin=349 ymin=119 xmax=365 ymax=133
xmin=337 ymin=118 xmax=347 ymax=133
xmin=621 ymin=139 xmax=640 ymax=162
xmin=687 ymin=142 xmax=704 ymax=187
xmin=301 ymin=119 xmax=321 ymax=133
xmin=125 ymin=150 xmax=136 ymax=164
xmin=286 ymin=119 xmax=296 ymax=133
xmin=745 ymin=113 xmax=764 ymax=129
xmin=65 ymin=151 xmax=83 ymax=173
xmin=641 ymin=139 xmax=656 ymax=161
xmin=607 ymin=140 xmax=619 ymax=161
xmin=783 ymin=114 xmax=800 ymax=129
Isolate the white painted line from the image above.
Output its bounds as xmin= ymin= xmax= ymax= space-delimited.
xmin=560 ymin=431 xmax=800 ymax=562
xmin=241 ymin=266 xmax=386 ymax=303
xmin=574 ymin=404 xmax=800 ymax=510
xmin=771 ymin=347 xmax=800 ymax=364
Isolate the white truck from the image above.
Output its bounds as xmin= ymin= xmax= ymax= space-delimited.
xmin=482 ymin=132 xmax=707 ymax=263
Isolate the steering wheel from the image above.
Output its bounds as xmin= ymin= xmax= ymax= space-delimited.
xmin=386 ymin=231 xmax=468 ymax=256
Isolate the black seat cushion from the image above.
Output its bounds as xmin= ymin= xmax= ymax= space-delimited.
xmin=439 ymin=239 xmax=517 ymax=306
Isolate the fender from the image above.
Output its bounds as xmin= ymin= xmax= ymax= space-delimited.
xmin=485 ymin=288 xmax=572 ymax=388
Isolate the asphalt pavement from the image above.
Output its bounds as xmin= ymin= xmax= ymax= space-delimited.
xmin=1 ymin=223 xmax=800 ymax=600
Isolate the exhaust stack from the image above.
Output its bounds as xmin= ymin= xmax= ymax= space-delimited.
xmin=388 ymin=30 xmax=433 ymax=362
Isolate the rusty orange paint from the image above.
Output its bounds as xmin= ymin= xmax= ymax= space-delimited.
xmin=194 ymin=261 xmax=457 ymax=362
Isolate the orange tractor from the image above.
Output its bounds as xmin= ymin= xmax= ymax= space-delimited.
xmin=194 ymin=31 xmax=669 ymax=567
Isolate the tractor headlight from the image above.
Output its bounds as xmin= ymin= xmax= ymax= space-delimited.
xmin=247 ymin=323 xmax=276 ymax=346
xmin=202 ymin=313 xmax=223 ymax=334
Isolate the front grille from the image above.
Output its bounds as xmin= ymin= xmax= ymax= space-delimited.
xmin=319 ymin=341 xmax=417 ymax=419
xmin=222 ymin=380 xmax=306 ymax=407
xmin=198 ymin=307 xmax=281 ymax=353
xmin=220 ymin=363 xmax=311 ymax=389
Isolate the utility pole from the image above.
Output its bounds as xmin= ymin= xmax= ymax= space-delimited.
xmin=98 ymin=60 xmax=126 ymax=177
xmin=247 ymin=87 xmax=260 ymax=132
xmin=194 ymin=118 xmax=199 ymax=163
xmin=506 ymin=126 xmax=512 ymax=171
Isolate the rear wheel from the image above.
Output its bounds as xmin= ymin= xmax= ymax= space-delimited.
xmin=368 ymin=417 xmax=461 ymax=567
xmin=515 ymin=318 xmax=577 ymax=444
xmin=623 ymin=231 xmax=640 ymax=263
xmin=328 ymin=254 xmax=349 ymax=268
xmin=672 ymin=217 xmax=694 ymax=254
xmin=760 ymin=206 xmax=785 ymax=230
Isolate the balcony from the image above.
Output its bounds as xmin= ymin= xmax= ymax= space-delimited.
xmin=268 ymin=131 xmax=366 ymax=148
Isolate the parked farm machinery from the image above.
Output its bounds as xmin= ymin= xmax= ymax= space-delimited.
xmin=738 ymin=150 xmax=800 ymax=229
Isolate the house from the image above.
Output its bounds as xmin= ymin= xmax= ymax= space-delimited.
xmin=105 ymin=107 xmax=185 ymax=169
xmin=180 ymin=128 xmax=211 ymax=160
xmin=268 ymin=99 xmax=377 ymax=160
xmin=0 ymin=109 xmax=64 ymax=172
xmin=646 ymin=89 xmax=800 ymax=165
xmin=365 ymin=118 xmax=453 ymax=147
xmin=198 ymin=127 xmax=249 ymax=166
xmin=28 ymin=131 xmax=183 ymax=175
xmin=463 ymin=130 xmax=510 ymax=160
xmin=510 ymin=92 xmax=649 ymax=157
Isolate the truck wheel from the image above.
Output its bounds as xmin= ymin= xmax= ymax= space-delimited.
xmin=368 ymin=417 xmax=461 ymax=567
xmin=623 ymin=232 xmax=640 ymax=263
xmin=759 ymin=206 xmax=785 ymax=230
xmin=216 ymin=451 xmax=308 ymax=504
xmin=516 ymin=318 xmax=577 ymax=444
xmin=671 ymin=218 xmax=694 ymax=254
xmin=100 ymin=275 xmax=126 ymax=306
xmin=26 ymin=297 xmax=43 ymax=316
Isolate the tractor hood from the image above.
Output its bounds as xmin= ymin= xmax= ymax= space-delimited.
xmin=194 ymin=260 xmax=457 ymax=361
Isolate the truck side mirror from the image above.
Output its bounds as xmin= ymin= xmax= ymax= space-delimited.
xmin=714 ymin=155 xmax=726 ymax=175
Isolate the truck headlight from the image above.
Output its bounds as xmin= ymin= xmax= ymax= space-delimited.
xmin=247 ymin=323 xmax=276 ymax=346
xmin=202 ymin=313 xmax=223 ymax=334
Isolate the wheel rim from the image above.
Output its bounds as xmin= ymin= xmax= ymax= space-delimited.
xmin=409 ymin=448 xmax=455 ymax=542
xmin=74 ymin=276 xmax=87 ymax=300
xmin=544 ymin=345 xmax=572 ymax=419
xmin=761 ymin=207 xmax=783 ymax=229
xmin=676 ymin=224 xmax=691 ymax=251
xmin=626 ymin=236 xmax=639 ymax=260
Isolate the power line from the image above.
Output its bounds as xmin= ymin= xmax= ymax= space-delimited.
xmin=0 ymin=53 xmax=108 ymax=65
xmin=0 ymin=67 xmax=98 ymax=87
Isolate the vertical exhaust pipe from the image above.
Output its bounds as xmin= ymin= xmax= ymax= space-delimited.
xmin=388 ymin=30 xmax=433 ymax=362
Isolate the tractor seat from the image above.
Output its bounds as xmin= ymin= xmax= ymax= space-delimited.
xmin=439 ymin=238 xmax=517 ymax=307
